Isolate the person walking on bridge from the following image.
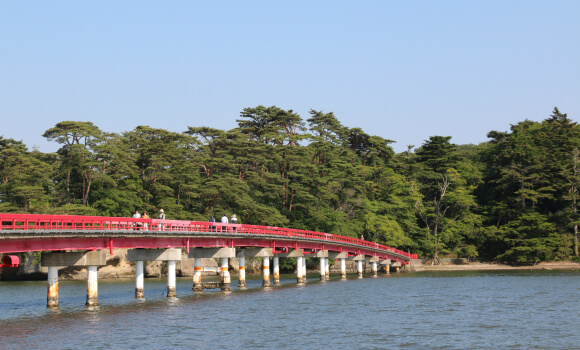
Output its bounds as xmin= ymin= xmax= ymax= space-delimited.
xmin=158 ymin=209 xmax=166 ymax=230
xmin=142 ymin=211 xmax=150 ymax=230
xmin=231 ymin=214 xmax=238 ymax=232
xmin=132 ymin=210 xmax=141 ymax=230
xmin=221 ymin=214 xmax=228 ymax=232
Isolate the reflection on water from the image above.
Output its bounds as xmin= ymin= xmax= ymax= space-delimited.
xmin=0 ymin=270 xmax=579 ymax=349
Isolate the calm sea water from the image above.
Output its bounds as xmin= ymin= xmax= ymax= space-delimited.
xmin=0 ymin=270 xmax=579 ymax=349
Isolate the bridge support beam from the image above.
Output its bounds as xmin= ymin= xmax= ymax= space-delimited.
xmin=135 ymin=261 xmax=144 ymax=298
xmin=167 ymin=260 xmax=177 ymax=297
xmin=193 ymin=258 xmax=203 ymax=292
xmin=238 ymin=256 xmax=246 ymax=288
xmin=357 ymin=260 xmax=364 ymax=278
xmin=371 ymin=262 xmax=378 ymax=277
xmin=42 ymin=251 xmax=106 ymax=307
xmin=379 ymin=259 xmax=391 ymax=274
xmin=47 ymin=266 xmax=59 ymax=308
xmin=220 ymin=258 xmax=231 ymax=291
xmin=189 ymin=248 xmax=235 ymax=292
xmin=86 ymin=265 xmax=98 ymax=306
xmin=297 ymin=256 xmax=306 ymax=284
xmin=262 ymin=257 xmax=270 ymax=287
xmin=273 ymin=256 xmax=280 ymax=286
xmin=127 ymin=248 xmax=182 ymax=297
xmin=319 ymin=257 xmax=326 ymax=281
xmin=325 ymin=258 xmax=330 ymax=280
xmin=340 ymin=258 xmax=347 ymax=279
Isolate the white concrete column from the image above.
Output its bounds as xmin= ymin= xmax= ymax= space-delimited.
xmin=296 ymin=257 xmax=305 ymax=284
xmin=135 ymin=260 xmax=144 ymax=298
xmin=340 ymin=258 xmax=347 ymax=279
xmin=325 ymin=258 xmax=330 ymax=280
xmin=86 ymin=265 xmax=98 ymax=306
xmin=385 ymin=265 xmax=391 ymax=274
xmin=47 ymin=266 xmax=59 ymax=308
xmin=395 ymin=266 xmax=400 ymax=273
xmin=273 ymin=256 xmax=280 ymax=286
xmin=262 ymin=257 xmax=271 ymax=287
xmin=357 ymin=260 xmax=364 ymax=278
xmin=238 ymin=256 xmax=246 ymax=288
xmin=193 ymin=258 xmax=203 ymax=292
xmin=220 ymin=258 xmax=231 ymax=290
xmin=319 ymin=257 xmax=326 ymax=281
xmin=301 ymin=257 xmax=307 ymax=283
xmin=167 ymin=260 xmax=177 ymax=297
xmin=371 ymin=261 xmax=378 ymax=277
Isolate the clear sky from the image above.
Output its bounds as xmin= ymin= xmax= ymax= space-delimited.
xmin=1 ymin=1 xmax=579 ymax=153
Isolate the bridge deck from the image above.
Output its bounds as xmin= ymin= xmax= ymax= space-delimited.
xmin=0 ymin=213 xmax=417 ymax=262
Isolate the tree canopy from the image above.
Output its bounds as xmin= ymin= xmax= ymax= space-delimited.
xmin=1 ymin=106 xmax=577 ymax=263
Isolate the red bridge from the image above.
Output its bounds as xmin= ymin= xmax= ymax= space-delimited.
xmin=0 ymin=213 xmax=418 ymax=307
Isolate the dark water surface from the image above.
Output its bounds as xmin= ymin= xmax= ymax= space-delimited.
xmin=0 ymin=270 xmax=579 ymax=349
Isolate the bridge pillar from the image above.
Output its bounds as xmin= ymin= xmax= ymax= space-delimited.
xmin=371 ymin=261 xmax=378 ymax=277
xmin=193 ymin=258 xmax=203 ymax=292
xmin=167 ymin=260 xmax=177 ymax=297
xmin=86 ymin=265 xmax=98 ymax=306
xmin=340 ymin=258 xmax=347 ymax=279
xmin=189 ymin=248 xmax=235 ymax=292
xmin=262 ymin=257 xmax=271 ymax=287
xmin=135 ymin=261 xmax=144 ymax=298
xmin=273 ymin=256 xmax=280 ymax=286
xmin=296 ymin=256 xmax=306 ymax=284
xmin=319 ymin=257 xmax=326 ymax=282
xmin=357 ymin=260 xmax=364 ymax=278
xmin=127 ymin=248 xmax=182 ymax=297
xmin=42 ymin=251 xmax=106 ymax=308
xmin=238 ymin=256 xmax=246 ymax=288
xmin=325 ymin=258 xmax=330 ymax=280
xmin=47 ymin=266 xmax=59 ymax=308
xmin=220 ymin=258 xmax=231 ymax=291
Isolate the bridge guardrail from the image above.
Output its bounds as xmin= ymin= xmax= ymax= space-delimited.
xmin=0 ymin=213 xmax=418 ymax=260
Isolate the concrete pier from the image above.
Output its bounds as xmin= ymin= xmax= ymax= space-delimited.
xmin=238 ymin=256 xmax=246 ymax=288
xmin=328 ymin=252 xmax=348 ymax=280
xmin=135 ymin=260 xmax=144 ymax=298
xmin=357 ymin=260 xmax=364 ymax=278
xmin=220 ymin=258 xmax=231 ymax=291
xmin=193 ymin=258 xmax=203 ymax=291
xmin=167 ymin=260 xmax=177 ymax=297
xmin=325 ymin=258 xmax=330 ymax=280
xmin=189 ymin=248 xmax=235 ymax=291
xmin=371 ymin=261 xmax=378 ymax=277
xmin=42 ymin=251 xmax=106 ymax=308
xmin=319 ymin=257 xmax=326 ymax=281
xmin=47 ymin=266 xmax=59 ymax=308
xmin=86 ymin=265 xmax=98 ymax=306
xmin=297 ymin=256 xmax=306 ymax=284
xmin=127 ymin=248 xmax=182 ymax=297
xmin=262 ymin=257 xmax=271 ymax=287
xmin=274 ymin=249 xmax=304 ymax=285
xmin=273 ymin=256 xmax=280 ymax=286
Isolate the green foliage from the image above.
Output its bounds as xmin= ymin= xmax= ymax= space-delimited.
xmin=1 ymin=106 xmax=578 ymax=263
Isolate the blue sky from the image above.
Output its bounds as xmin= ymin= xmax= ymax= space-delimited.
xmin=1 ymin=1 xmax=578 ymax=153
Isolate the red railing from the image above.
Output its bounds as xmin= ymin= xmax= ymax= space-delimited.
xmin=0 ymin=213 xmax=418 ymax=260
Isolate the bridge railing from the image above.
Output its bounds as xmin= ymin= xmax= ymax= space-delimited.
xmin=0 ymin=213 xmax=418 ymax=259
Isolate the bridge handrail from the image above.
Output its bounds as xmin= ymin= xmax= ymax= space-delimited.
xmin=0 ymin=213 xmax=418 ymax=259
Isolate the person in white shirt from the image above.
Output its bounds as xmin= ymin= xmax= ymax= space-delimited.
xmin=220 ymin=215 xmax=229 ymax=232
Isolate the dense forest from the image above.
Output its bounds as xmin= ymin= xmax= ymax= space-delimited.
xmin=1 ymin=106 xmax=578 ymax=264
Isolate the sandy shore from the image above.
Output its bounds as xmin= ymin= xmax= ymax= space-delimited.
xmin=413 ymin=261 xmax=580 ymax=271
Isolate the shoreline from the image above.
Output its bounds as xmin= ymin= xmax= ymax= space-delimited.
xmin=413 ymin=261 xmax=580 ymax=272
